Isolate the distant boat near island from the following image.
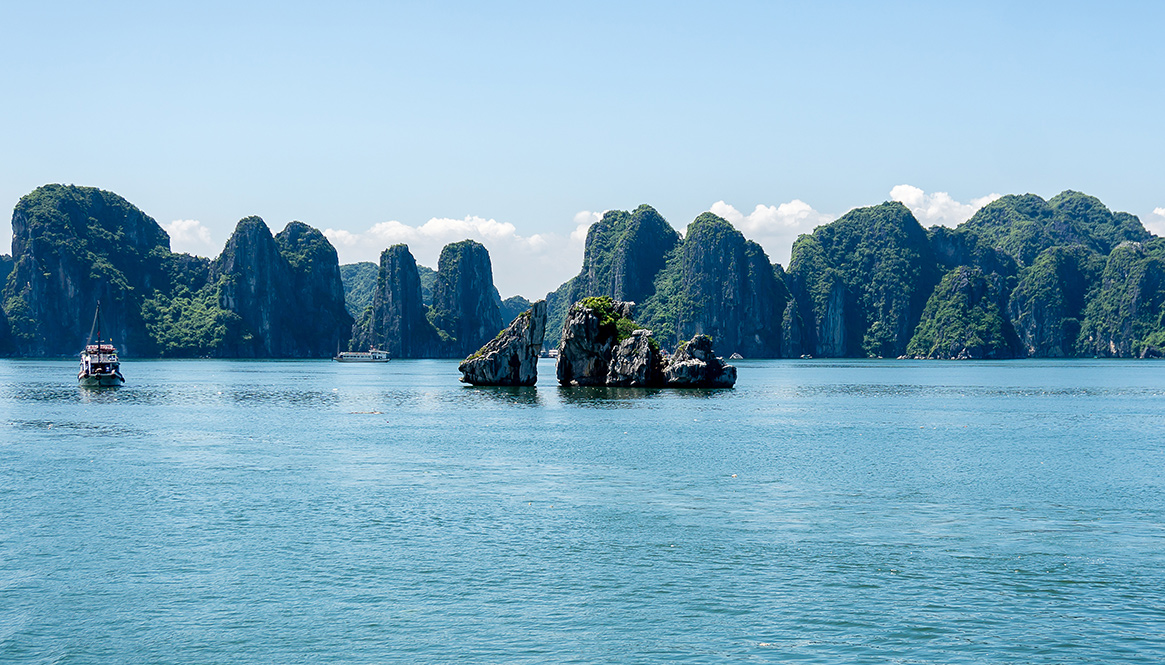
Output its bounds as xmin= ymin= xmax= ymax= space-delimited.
xmin=333 ymin=348 xmax=390 ymax=363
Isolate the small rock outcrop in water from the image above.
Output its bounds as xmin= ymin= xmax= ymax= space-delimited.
xmin=555 ymin=297 xmax=735 ymax=387
xmin=459 ymin=300 xmax=547 ymax=386
xmin=664 ymin=335 xmax=738 ymax=387
xmin=556 ymin=297 xmax=635 ymax=386
xmin=607 ymin=329 xmax=665 ymax=387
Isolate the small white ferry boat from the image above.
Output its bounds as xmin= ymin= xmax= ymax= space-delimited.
xmin=78 ymin=303 xmax=125 ymax=387
xmin=333 ymin=348 xmax=390 ymax=363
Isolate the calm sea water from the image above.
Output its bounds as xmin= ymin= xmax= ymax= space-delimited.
xmin=1 ymin=358 xmax=1163 ymax=663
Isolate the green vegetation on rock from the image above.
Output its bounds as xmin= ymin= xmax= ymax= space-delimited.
xmin=906 ymin=266 xmax=1017 ymax=359
xmin=427 ymin=239 xmax=504 ymax=356
xmin=579 ymin=295 xmax=641 ymax=343
xmin=417 ymin=264 xmax=437 ymax=305
xmin=5 ymin=184 xmax=1165 ymax=361
xmin=1077 ymin=240 xmax=1165 ymax=357
xmin=962 ymin=191 xmax=1150 ymax=267
xmin=639 ymin=213 xmax=783 ymax=356
xmin=0 ymin=185 xmax=351 ymax=357
xmin=340 ymin=262 xmax=378 ymax=316
xmin=500 ymin=295 xmax=532 ymax=324
xmin=1008 ymin=246 xmax=1103 ymax=357
xmin=787 ymin=201 xmax=940 ymax=358
xmin=2 ymin=184 xmax=171 ymax=355
xmin=141 ymin=278 xmax=246 ymax=357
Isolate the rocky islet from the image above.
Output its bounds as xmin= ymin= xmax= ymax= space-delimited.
xmin=552 ymin=297 xmax=736 ymax=388
xmin=459 ymin=300 xmax=547 ymax=386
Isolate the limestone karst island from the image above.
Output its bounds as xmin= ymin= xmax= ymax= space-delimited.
xmin=2 ymin=184 xmax=1164 ymax=370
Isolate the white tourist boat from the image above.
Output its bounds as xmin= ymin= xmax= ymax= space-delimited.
xmin=78 ymin=303 xmax=125 ymax=387
xmin=333 ymin=348 xmax=390 ymax=363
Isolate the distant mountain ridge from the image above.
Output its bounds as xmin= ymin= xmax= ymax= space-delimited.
xmin=1 ymin=185 xmax=353 ymax=357
xmin=4 ymin=184 xmax=1164 ymax=359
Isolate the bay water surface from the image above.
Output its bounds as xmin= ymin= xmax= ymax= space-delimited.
xmin=1 ymin=358 xmax=1163 ymax=663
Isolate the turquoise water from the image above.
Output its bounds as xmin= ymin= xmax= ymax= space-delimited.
xmin=1 ymin=358 xmax=1163 ymax=663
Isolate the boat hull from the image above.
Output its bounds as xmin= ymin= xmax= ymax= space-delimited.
xmin=79 ymin=373 xmax=125 ymax=388
xmin=333 ymin=357 xmax=390 ymax=363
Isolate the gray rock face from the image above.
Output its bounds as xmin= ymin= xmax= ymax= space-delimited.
xmin=459 ymin=300 xmax=547 ymax=386
xmin=663 ymin=335 xmax=737 ymax=387
xmin=556 ymin=299 xmax=734 ymax=388
xmin=0 ymin=304 xmax=11 ymax=356
xmin=606 ymin=329 xmax=663 ymax=387
xmin=785 ymin=202 xmax=940 ymax=358
xmin=274 ymin=222 xmax=353 ymax=357
xmin=555 ymin=298 xmax=631 ymax=386
xmin=1008 ymin=246 xmax=1100 ymax=357
xmin=213 ymin=216 xmax=288 ymax=357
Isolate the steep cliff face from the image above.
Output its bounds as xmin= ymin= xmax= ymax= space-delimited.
xmin=274 ymin=222 xmax=353 ymax=356
xmin=1008 ymin=246 xmax=1103 ymax=357
xmin=428 ymin=240 xmax=503 ymax=357
xmin=786 ymin=202 xmax=939 ymax=358
xmin=0 ymin=302 xmax=11 ymax=355
xmin=205 ymin=217 xmax=350 ymax=357
xmin=639 ymin=213 xmax=784 ymax=357
xmin=211 ymin=217 xmax=291 ymax=357
xmin=906 ymin=266 xmax=1019 ymax=359
xmin=773 ymin=264 xmax=805 ymax=358
xmin=0 ymin=254 xmax=13 ymax=286
xmin=417 ymin=264 xmax=437 ymax=305
xmin=576 ymin=205 xmax=680 ymax=304
xmin=0 ymin=254 xmax=12 ymax=353
xmin=2 ymin=184 xmax=170 ymax=356
xmin=545 ymin=204 xmax=680 ymax=346
xmin=351 ymin=244 xmax=442 ymax=358
xmin=1077 ymin=240 xmax=1165 ymax=357
xmin=784 ymin=236 xmax=853 ymax=357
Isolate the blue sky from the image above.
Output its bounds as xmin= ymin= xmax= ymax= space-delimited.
xmin=2 ymin=1 xmax=1163 ymax=297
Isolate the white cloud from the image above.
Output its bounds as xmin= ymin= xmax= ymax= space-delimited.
xmin=324 ymin=212 xmax=594 ymax=299
xmin=164 ymin=219 xmax=219 ymax=257
xmin=889 ymin=185 xmax=1001 ymax=228
xmin=1145 ymin=207 xmax=1165 ymax=237
xmin=571 ymin=210 xmax=602 ymax=244
xmin=708 ymin=199 xmax=834 ymax=267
